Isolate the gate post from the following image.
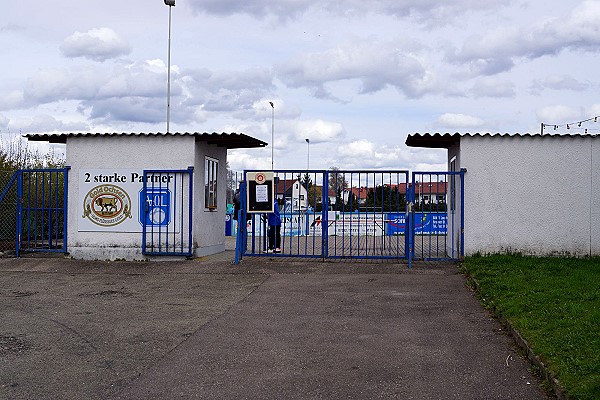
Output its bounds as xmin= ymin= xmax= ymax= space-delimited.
xmin=407 ymin=174 xmax=415 ymax=268
xmin=322 ymin=171 xmax=329 ymax=259
xmin=15 ymin=171 xmax=23 ymax=258
xmin=63 ymin=167 xmax=70 ymax=254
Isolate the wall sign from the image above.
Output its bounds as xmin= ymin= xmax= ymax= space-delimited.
xmin=79 ymin=169 xmax=177 ymax=232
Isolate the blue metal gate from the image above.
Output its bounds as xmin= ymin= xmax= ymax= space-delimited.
xmin=406 ymin=170 xmax=465 ymax=267
xmin=141 ymin=167 xmax=194 ymax=257
xmin=236 ymin=170 xmax=410 ymax=262
xmin=235 ymin=168 xmax=466 ymax=266
xmin=0 ymin=168 xmax=70 ymax=257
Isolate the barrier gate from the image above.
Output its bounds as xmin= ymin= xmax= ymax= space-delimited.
xmin=235 ymin=169 xmax=465 ymax=266
xmin=0 ymin=168 xmax=70 ymax=257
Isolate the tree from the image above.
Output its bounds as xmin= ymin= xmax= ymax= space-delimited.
xmin=365 ymin=185 xmax=406 ymax=212
xmin=328 ymin=166 xmax=348 ymax=192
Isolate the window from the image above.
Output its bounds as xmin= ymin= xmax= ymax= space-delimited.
xmin=205 ymin=157 xmax=218 ymax=210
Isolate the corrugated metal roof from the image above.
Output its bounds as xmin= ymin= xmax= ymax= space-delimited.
xmin=405 ymin=132 xmax=599 ymax=148
xmin=23 ymin=132 xmax=268 ymax=149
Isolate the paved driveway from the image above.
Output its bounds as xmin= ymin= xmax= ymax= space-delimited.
xmin=0 ymin=253 xmax=547 ymax=399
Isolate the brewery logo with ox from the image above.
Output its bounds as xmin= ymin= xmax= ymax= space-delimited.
xmin=82 ymin=184 xmax=132 ymax=227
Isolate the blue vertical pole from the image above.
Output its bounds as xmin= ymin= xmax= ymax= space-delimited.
xmin=142 ymin=172 xmax=147 ymax=255
xmin=187 ymin=167 xmax=194 ymax=257
xmin=63 ymin=167 xmax=70 ymax=254
xmin=16 ymin=171 xmax=23 ymax=257
xmin=322 ymin=171 xmax=329 ymax=259
xmin=407 ymin=173 xmax=415 ymax=268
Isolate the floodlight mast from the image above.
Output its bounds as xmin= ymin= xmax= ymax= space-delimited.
xmin=269 ymin=101 xmax=274 ymax=170
xmin=164 ymin=0 xmax=175 ymax=132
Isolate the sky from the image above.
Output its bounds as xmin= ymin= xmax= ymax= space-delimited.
xmin=2 ymin=0 xmax=600 ymax=172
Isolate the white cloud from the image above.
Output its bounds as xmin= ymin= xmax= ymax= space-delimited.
xmin=530 ymin=75 xmax=592 ymax=94
xmin=436 ymin=113 xmax=484 ymax=129
xmin=289 ymin=119 xmax=345 ymax=143
xmin=277 ymin=38 xmax=434 ymax=99
xmin=60 ymin=27 xmax=131 ymax=62
xmin=448 ymin=1 xmax=600 ymax=74
xmin=8 ymin=114 xmax=88 ymax=134
xmin=470 ymin=77 xmax=516 ymax=98
xmin=189 ymin=0 xmax=508 ymax=23
xmin=0 ymin=91 xmax=25 ymax=110
xmin=0 ymin=114 xmax=9 ymax=129
xmin=536 ymin=105 xmax=579 ymax=124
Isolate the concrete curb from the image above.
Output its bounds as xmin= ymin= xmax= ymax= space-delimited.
xmin=462 ymin=268 xmax=568 ymax=400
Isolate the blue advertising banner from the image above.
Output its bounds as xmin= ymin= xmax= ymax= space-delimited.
xmin=386 ymin=212 xmax=447 ymax=235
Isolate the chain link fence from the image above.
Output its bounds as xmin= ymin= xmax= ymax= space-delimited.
xmin=0 ymin=170 xmax=18 ymax=252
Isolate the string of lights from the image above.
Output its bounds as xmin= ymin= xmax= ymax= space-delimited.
xmin=541 ymin=116 xmax=600 ymax=134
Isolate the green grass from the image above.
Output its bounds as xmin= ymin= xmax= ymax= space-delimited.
xmin=462 ymin=255 xmax=600 ymax=400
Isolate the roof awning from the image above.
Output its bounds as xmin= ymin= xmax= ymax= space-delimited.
xmin=24 ymin=132 xmax=268 ymax=149
xmin=406 ymin=132 xmax=598 ymax=149
xmin=405 ymin=133 xmax=461 ymax=148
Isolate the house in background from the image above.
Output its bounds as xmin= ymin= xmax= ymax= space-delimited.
xmin=412 ymin=181 xmax=447 ymax=205
xmin=406 ymin=132 xmax=600 ymax=257
xmin=276 ymin=178 xmax=308 ymax=211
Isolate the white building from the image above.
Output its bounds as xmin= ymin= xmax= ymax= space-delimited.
xmin=26 ymin=132 xmax=266 ymax=260
xmin=406 ymin=132 xmax=600 ymax=257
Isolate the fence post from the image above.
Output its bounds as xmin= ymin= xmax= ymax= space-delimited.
xmin=15 ymin=170 xmax=23 ymax=258
xmin=322 ymin=170 xmax=329 ymax=259
xmin=63 ymin=167 xmax=70 ymax=254
xmin=407 ymin=174 xmax=415 ymax=268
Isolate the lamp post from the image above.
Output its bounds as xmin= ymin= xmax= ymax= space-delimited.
xmin=164 ymin=0 xmax=175 ymax=133
xmin=269 ymin=101 xmax=274 ymax=170
xmin=305 ymin=138 xmax=310 ymax=170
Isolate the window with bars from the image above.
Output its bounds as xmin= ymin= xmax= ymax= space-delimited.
xmin=204 ymin=157 xmax=218 ymax=210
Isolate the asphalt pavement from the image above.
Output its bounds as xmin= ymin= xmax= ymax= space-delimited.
xmin=0 ymin=249 xmax=548 ymax=400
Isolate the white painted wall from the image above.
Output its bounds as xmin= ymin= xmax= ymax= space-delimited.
xmin=66 ymin=135 xmax=202 ymax=260
xmin=193 ymin=141 xmax=227 ymax=257
xmin=455 ymin=135 xmax=599 ymax=256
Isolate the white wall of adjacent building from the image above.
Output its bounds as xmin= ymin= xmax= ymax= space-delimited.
xmin=449 ymin=135 xmax=599 ymax=256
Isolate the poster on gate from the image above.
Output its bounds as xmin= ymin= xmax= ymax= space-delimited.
xmin=302 ymin=212 xmax=387 ymax=236
xmin=386 ymin=212 xmax=447 ymax=235
xmin=78 ymin=169 xmax=179 ymax=233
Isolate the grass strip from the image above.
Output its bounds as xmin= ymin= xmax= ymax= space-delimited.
xmin=462 ymin=254 xmax=600 ymax=400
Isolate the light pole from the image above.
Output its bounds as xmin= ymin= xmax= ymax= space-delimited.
xmin=305 ymin=138 xmax=310 ymax=170
xmin=164 ymin=0 xmax=175 ymax=133
xmin=269 ymin=101 xmax=274 ymax=170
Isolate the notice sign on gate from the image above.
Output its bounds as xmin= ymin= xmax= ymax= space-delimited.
xmin=246 ymin=171 xmax=274 ymax=213
xmin=79 ymin=169 xmax=177 ymax=232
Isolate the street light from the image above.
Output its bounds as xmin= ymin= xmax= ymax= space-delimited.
xmin=305 ymin=138 xmax=310 ymax=170
xmin=164 ymin=0 xmax=175 ymax=133
xmin=269 ymin=101 xmax=274 ymax=170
